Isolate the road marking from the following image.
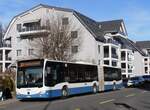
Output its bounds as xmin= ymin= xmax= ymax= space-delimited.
xmin=126 ymin=93 xmax=136 ymax=97
xmin=0 ymin=104 xmax=5 ymax=109
xmin=99 ymin=99 xmax=115 ymax=104
xmin=142 ymin=91 xmax=148 ymax=93
xmin=75 ymin=108 xmax=80 ymax=110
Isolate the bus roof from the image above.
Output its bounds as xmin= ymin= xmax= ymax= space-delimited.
xmin=17 ymin=58 xmax=97 ymax=66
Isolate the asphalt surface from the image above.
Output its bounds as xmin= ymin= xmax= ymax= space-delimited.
xmin=0 ymin=83 xmax=150 ymax=110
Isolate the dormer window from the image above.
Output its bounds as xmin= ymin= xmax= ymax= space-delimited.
xmin=17 ymin=24 xmax=21 ymax=32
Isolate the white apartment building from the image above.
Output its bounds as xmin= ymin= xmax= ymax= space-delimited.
xmin=3 ymin=4 xmax=147 ymax=78
xmin=136 ymin=41 xmax=150 ymax=75
xmin=3 ymin=4 xmax=121 ymax=68
xmin=0 ymin=43 xmax=12 ymax=72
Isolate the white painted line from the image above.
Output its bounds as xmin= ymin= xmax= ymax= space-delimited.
xmin=125 ymin=93 xmax=136 ymax=97
xmin=75 ymin=108 xmax=80 ymax=110
xmin=99 ymin=99 xmax=115 ymax=104
xmin=142 ymin=91 xmax=148 ymax=93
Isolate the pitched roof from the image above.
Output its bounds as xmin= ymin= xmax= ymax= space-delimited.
xmin=136 ymin=41 xmax=150 ymax=49
xmin=127 ymin=39 xmax=146 ymax=56
xmin=113 ymin=36 xmax=146 ymax=56
xmin=4 ymin=4 xmax=107 ymax=42
xmin=73 ymin=11 xmax=105 ymax=42
xmin=98 ymin=20 xmax=122 ymax=33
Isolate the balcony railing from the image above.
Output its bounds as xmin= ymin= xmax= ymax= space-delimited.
xmin=18 ymin=26 xmax=48 ymax=37
xmin=106 ymin=39 xmax=119 ymax=45
xmin=112 ymin=54 xmax=118 ymax=59
xmin=128 ymin=69 xmax=132 ymax=73
xmin=122 ymin=69 xmax=126 ymax=73
xmin=121 ymin=57 xmax=126 ymax=61
xmin=2 ymin=44 xmax=11 ymax=47
xmin=104 ymin=53 xmax=109 ymax=58
xmin=6 ymin=57 xmax=11 ymax=61
xmin=19 ymin=26 xmax=45 ymax=32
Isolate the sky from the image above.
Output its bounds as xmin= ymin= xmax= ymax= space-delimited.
xmin=0 ymin=0 xmax=150 ymax=41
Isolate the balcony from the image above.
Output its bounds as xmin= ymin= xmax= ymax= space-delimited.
xmin=121 ymin=57 xmax=126 ymax=61
xmin=122 ymin=69 xmax=126 ymax=73
xmin=6 ymin=57 xmax=11 ymax=61
xmin=128 ymin=69 xmax=132 ymax=73
xmin=18 ymin=26 xmax=48 ymax=37
xmin=2 ymin=44 xmax=11 ymax=48
xmin=112 ymin=54 xmax=118 ymax=59
xmin=106 ymin=39 xmax=119 ymax=46
xmin=104 ymin=53 xmax=109 ymax=58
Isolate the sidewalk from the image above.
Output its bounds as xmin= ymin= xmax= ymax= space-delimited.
xmin=0 ymin=98 xmax=17 ymax=106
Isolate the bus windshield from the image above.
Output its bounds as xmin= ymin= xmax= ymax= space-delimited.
xmin=17 ymin=66 xmax=43 ymax=88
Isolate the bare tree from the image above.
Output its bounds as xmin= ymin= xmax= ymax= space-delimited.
xmin=29 ymin=15 xmax=81 ymax=61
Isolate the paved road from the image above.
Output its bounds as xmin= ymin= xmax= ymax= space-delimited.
xmin=0 ymin=83 xmax=150 ymax=110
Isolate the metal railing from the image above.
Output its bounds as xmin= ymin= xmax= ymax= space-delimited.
xmin=2 ymin=44 xmax=11 ymax=47
xmin=104 ymin=53 xmax=109 ymax=58
xmin=121 ymin=69 xmax=126 ymax=73
xmin=106 ymin=39 xmax=119 ymax=45
xmin=6 ymin=57 xmax=11 ymax=61
xmin=19 ymin=26 xmax=45 ymax=32
xmin=121 ymin=57 xmax=126 ymax=61
xmin=112 ymin=54 xmax=118 ymax=59
xmin=128 ymin=69 xmax=132 ymax=73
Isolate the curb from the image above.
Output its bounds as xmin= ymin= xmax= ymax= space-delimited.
xmin=0 ymin=98 xmax=17 ymax=106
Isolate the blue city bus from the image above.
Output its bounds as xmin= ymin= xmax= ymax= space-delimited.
xmin=16 ymin=59 xmax=122 ymax=99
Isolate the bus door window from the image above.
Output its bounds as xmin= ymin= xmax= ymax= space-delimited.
xmin=45 ymin=62 xmax=58 ymax=86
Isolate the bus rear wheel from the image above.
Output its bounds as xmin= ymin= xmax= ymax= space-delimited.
xmin=62 ymin=87 xmax=68 ymax=98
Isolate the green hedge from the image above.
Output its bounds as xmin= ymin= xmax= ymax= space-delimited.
xmin=2 ymin=75 xmax=15 ymax=91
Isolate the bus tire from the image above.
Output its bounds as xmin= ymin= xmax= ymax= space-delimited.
xmin=93 ymin=84 xmax=98 ymax=94
xmin=61 ymin=86 xmax=68 ymax=98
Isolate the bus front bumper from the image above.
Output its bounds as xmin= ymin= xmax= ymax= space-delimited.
xmin=16 ymin=89 xmax=62 ymax=99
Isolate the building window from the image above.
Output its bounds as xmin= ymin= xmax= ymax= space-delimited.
xmin=71 ymin=31 xmax=78 ymax=38
xmin=147 ymin=49 xmax=150 ymax=55
xmin=17 ymin=50 xmax=22 ymax=56
xmin=104 ymin=60 xmax=109 ymax=65
xmin=62 ymin=17 xmax=69 ymax=25
xmin=98 ymin=45 xmax=100 ymax=54
xmin=121 ymin=63 xmax=126 ymax=68
xmin=121 ymin=51 xmax=126 ymax=61
xmin=98 ymin=60 xmax=101 ymax=65
xmin=144 ymin=58 xmax=148 ymax=61
xmin=111 ymin=47 xmax=118 ymax=58
xmin=145 ymin=67 xmax=148 ymax=73
xmin=71 ymin=46 xmax=78 ymax=53
xmin=112 ymin=60 xmax=117 ymax=66
xmin=28 ymin=49 xmax=34 ymax=55
xmin=104 ymin=46 xmax=109 ymax=58
xmin=17 ymin=24 xmax=21 ymax=32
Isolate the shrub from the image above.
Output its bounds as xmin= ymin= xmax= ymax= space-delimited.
xmin=2 ymin=75 xmax=15 ymax=91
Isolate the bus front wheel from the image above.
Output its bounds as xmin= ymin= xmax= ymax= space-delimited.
xmin=62 ymin=87 xmax=68 ymax=98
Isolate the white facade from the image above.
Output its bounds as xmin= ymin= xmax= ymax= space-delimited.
xmin=3 ymin=4 xmax=147 ymax=78
xmin=4 ymin=5 xmax=104 ymax=66
xmin=0 ymin=46 xmax=12 ymax=72
xmin=133 ymin=51 xmax=145 ymax=76
xmin=121 ymin=49 xmax=134 ymax=78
